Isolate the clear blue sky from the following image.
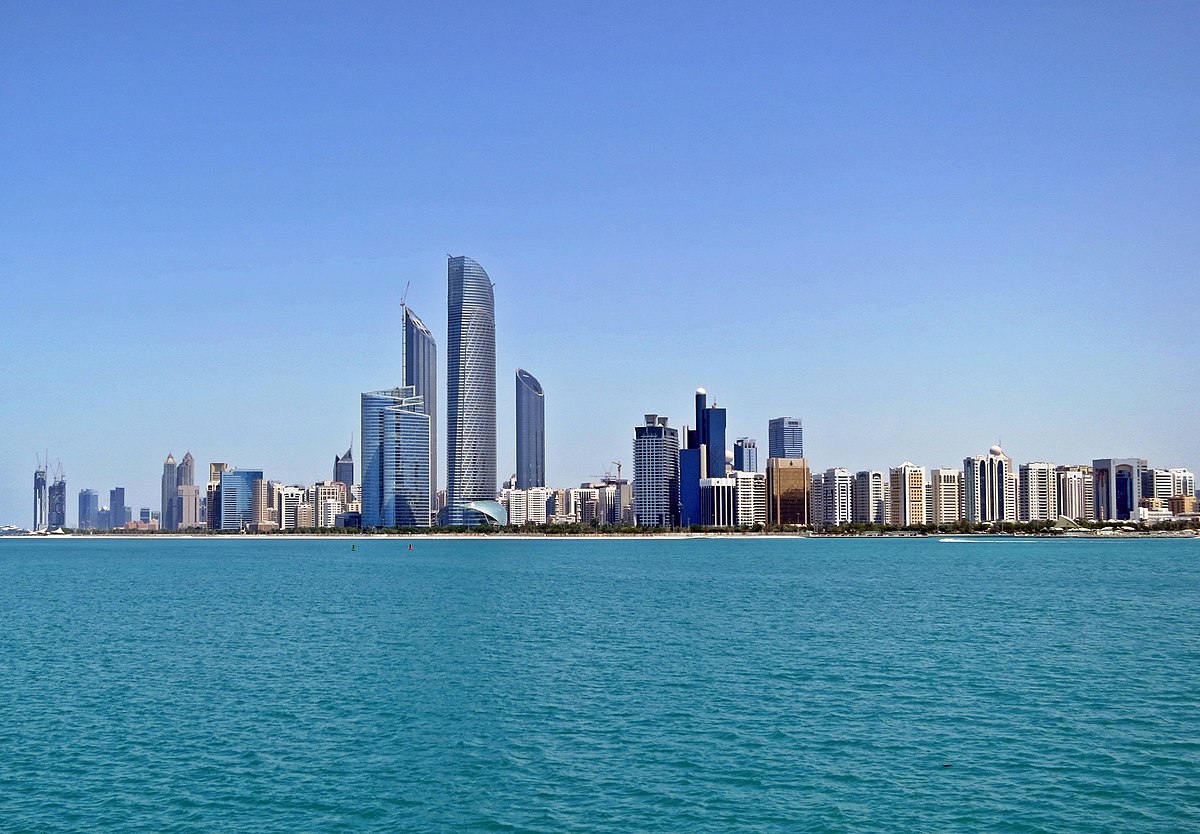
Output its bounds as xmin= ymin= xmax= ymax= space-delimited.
xmin=1 ymin=1 xmax=1197 ymax=524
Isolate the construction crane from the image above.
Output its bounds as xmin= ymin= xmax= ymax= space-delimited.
xmin=611 ymin=461 xmax=622 ymax=481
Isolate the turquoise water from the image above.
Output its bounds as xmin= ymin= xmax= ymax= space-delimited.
xmin=1 ymin=536 xmax=1197 ymax=832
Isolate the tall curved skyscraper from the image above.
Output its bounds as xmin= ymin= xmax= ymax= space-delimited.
xmin=402 ymin=303 xmax=437 ymax=507
xmin=515 ymin=368 xmax=545 ymax=489
xmin=445 ymin=255 xmax=497 ymax=526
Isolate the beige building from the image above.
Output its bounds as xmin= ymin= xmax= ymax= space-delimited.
xmin=888 ymin=462 xmax=926 ymax=526
xmin=928 ymin=468 xmax=962 ymax=525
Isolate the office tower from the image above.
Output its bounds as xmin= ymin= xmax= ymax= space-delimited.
xmin=401 ymin=303 xmax=437 ymax=504
xmin=888 ymin=462 xmax=926 ymax=526
xmin=1055 ymin=465 xmax=1094 ymax=521
xmin=334 ymin=446 xmax=354 ymax=490
xmin=78 ymin=489 xmax=99 ymax=530
xmin=928 ymin=468 xmax=962 ymax=525
xmin=766 ymin=457 xmax=811 ymax=526
xmin=768 ymin=417 xmax=804 ymax=459
xmin=362 ymin=387 xmax=433 ymax=528
xmin=963 ymin=446 xmax=1016 ymax=523
xmin=1019 ymin=462 xmax=1058 ymax=522
xmin=161 ymin=454 xmax=178 ymax=531
xmin=33 ymin=465 xmax=48 ymax=531
xmin=733 ymin=470 xmax=767 ymax=527
xmin=733 ymin=438 xmax=758 ymax=473
xmin=139 ymin=508 xmax=153 ymax=524
xmin=177 ymin=452 xmax=195 ymax=488
xmin=97 ymin=508 xmax=111 ymax=531
xmin=633 ymin=414 xmax=680 ymax=528
xmin=109 ymin=487 xmax=126 ymax=531
xmin=515 ymin=368 xmax=545 ymax=489
xmin=851 ymin=470 xmax=887 ymax=524
xmin=811 ymin=467 xmax=852 ymax=529
xmin=1093 ymin=458 xmax=1148 ymax=521
xmin=445 ymin=255 xmax=497 ymax=526
xmin=217 ymin=469 xmax=264 ymax=530
xmin=680 ymin=388 xmax=728 ymax=526
xmin=275 ymin=486 xmax=307 ymax=530
xmin=699 ymin=477 xmax=737 ymax=527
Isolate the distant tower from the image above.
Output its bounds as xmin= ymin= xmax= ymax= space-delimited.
xmin=161 ymin=454 xmax=178 ymax=531
xmin=33 ymin=464 xmax=48 ymax=531
xmin=78 ymin=489 xmax=99 ymax=530
xmin=361 ymin=387 xmax=431 ymax=528
xmin=963 ymin=446 xmax=1017 ymax=523
xmin=48 ymin=470 xmax=67 ymax=529
xmin=177 ymin=452 xmax=195 ymax=487
xmin=109 ymin=487 xmax=126 ymax=530
xmin=515 ymin=368 xmax=545 ymax=489
xmin=402 ymin=303 xmax=438 ymax=505
xmin=733 ymin=438 xmax=758 ymax=473
xmin=334 ymin=445 xmax=354 ymax=490
xmin=768 ymin=417 xmax=803 ymax=459
xmin=445 ymin=255 xmax=497 ymax=526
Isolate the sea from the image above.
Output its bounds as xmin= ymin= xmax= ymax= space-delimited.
xmin=1 ymin=536 xmax=1197 ymax=833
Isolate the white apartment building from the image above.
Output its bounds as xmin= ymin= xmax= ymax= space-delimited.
xmin=1019 ymin=461 xmax=1058 ymax=522
xmin=928 ymin=468 xmax=962 ymax=524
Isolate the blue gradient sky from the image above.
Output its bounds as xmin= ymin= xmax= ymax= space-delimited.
xmin=2 ymin=2 xmax=1197 ymax=524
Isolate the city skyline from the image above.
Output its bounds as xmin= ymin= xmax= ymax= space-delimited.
xmin=2 ymin=5 xmax=1197 ymax=523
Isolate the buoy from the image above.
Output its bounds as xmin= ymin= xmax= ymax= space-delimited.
xmin=408 ymin=543 xmax=413 ymax=551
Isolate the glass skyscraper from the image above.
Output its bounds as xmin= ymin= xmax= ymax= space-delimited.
xmin=218 ymin=469 xmax=263 ymax=531
xmin=515 ymin=368 xmax=545 ymax=489
xmin=445 ymin=256 xmax=496 ymax=526
xmin=78 ymin=489 xmax=99 ymax=530
xmin=768 ymin=417 xmax=804 ymax=459
xmin=402 ymin=303 xmax=437 ymax=505
xmin=361 ymin=387 xmax=431 ymax=528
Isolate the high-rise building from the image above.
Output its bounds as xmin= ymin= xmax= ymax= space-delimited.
xmin=680 ymin=388 xmax=728 ymax=526
xmin=699 ymin=477 xmax=738 ymax=527
xmin=811 ymin=467 xmax=852 ymax=529
xmin=177 ymin=452 xmax=195 ymax=489
xmin=888 ymin=462 xmax=926 ymax=526
xmin=109 ymin=487 xmax=126 ymax=531
xmin=733 ymin=470 xmax=767 ymax=527
xmin=218 ymin=469 xmax=264 ymax=531
xmin=78 ymin=489 xmax=99 ymax=530
xmin=161 ymin=454 xmax=178 ymax=531
xmin=48 ymin=476 xmax=66 ymax=529
xmin=852 ymin=470 xmax=887 ymax=525
xmin=1019 ymin=461 xmax=1058 ymax=522
xmin=206 ymin=463 xmax=228 ymax=530
xmin=361 ymin=387 xmax=433 ymax=528
xmin=178 ymin=484 xmax=201 ymax=529
xmin=733 ymin=438 xmax=758 ymax=473
xmin=633 ymin=414 xmax=680 ymax=528
xmin=1055 ymin=465 xmax=1094 ymax=521
xmin=515 ymin=368 xmax=545 ymax=489
xmin=334 ymin=445 xmax=354 ymax=492
xmin=33 ymin=465 xmax=48 ymax=532
xmin=445 ymin=256 xmax=497 ymax=527
xmin=402 ymin=303 xmax=437 ymax=504
xmin=1142 ymin=468 xmax=1195 ymax=501
xmin=768 ymin=417 xmax=803 ymax=459
xmin=963 ymin=446 xmax=1016 ymax=523
xmin=275 ymin=486 xmax=308 ymax=530
xmin=928 ymin=468 xmax=962 ymax=525
xmin=766 ymin=457 xmax=810 ymax=526
xmin=1093 ymin=458 xmax=1148 ymax=521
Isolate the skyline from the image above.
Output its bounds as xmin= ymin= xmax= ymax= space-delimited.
xmin=2 ymin=4 xmax=1198 ymax=523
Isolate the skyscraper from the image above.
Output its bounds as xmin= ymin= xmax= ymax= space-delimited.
xmin=768 ymin=417 xmax=803 ymax=459
xmin=1055 ymin=465 xmax=1094 ymax=521
xmin=177 ymin=452 xmax=195 ymax=489
xmin=403 ymin=303 xmax=437 ymax=503
xmin=78 ymin=489 xmax=99 ymax=530
xmin=766 ymin=457 xmax=810 ymax=526
xmin=109 ymin=487 xmax=126 ymax=531
xmin=33 ymin=465 xmax=47 ymax=531
xmin=515 ymin=368 xmax=545 ymax=489
xmin=334 ymin=445 xmax=354 ymax=490
xmin=445 ymin=256 xmax=497 ymax=527
xmin=680 ymin=388 xmax=727 ymax=526
xmin=888 ymin=462 xmax=926 ymax=526
xmin=633 ymin=414 xmax=680 ymax=528
xmin=361 ymin=387 xmax=433 ymax=528
xmin=851 ymin=470 xmax=887 ymax=524
xmin=928 ymin=468 xmax=962 ymax=525
xmin=1018 ymin=461 xmax=1058 ymax=522
xmin=218 ymin=469 xmax=264 ymax=531
xmin=161 ymin=454 xmax=178 ymax=531
xmin=48 ymin=475 xmax=66 ymax=529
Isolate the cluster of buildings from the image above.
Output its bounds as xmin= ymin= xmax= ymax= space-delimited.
xmin=28 ymin=253 xmax=1198 ymax=534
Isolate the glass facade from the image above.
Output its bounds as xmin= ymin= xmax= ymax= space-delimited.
xmin=78 ymin=489 xmax=99 ymax=530
xmin=445 ymin=256 xmax=496 ymax=526
xmin=403 ymin=304 xmax=437 ymax=504
xmin=218 ymin=469 xmax=263 ymax=531
xmin=515 ymin=368 xmax=545 ymax=489
xmin=768 ymin=417 xmax=804 ymax=459
xmin=362 ymin=387 xmax=431 ymax=528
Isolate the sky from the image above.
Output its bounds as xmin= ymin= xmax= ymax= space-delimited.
xmin=1 ymin=1 xmax=1197 ymax=525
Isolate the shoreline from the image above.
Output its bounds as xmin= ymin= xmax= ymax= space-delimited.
xmin=2 ymin=531 xmax=1195 ymax=541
